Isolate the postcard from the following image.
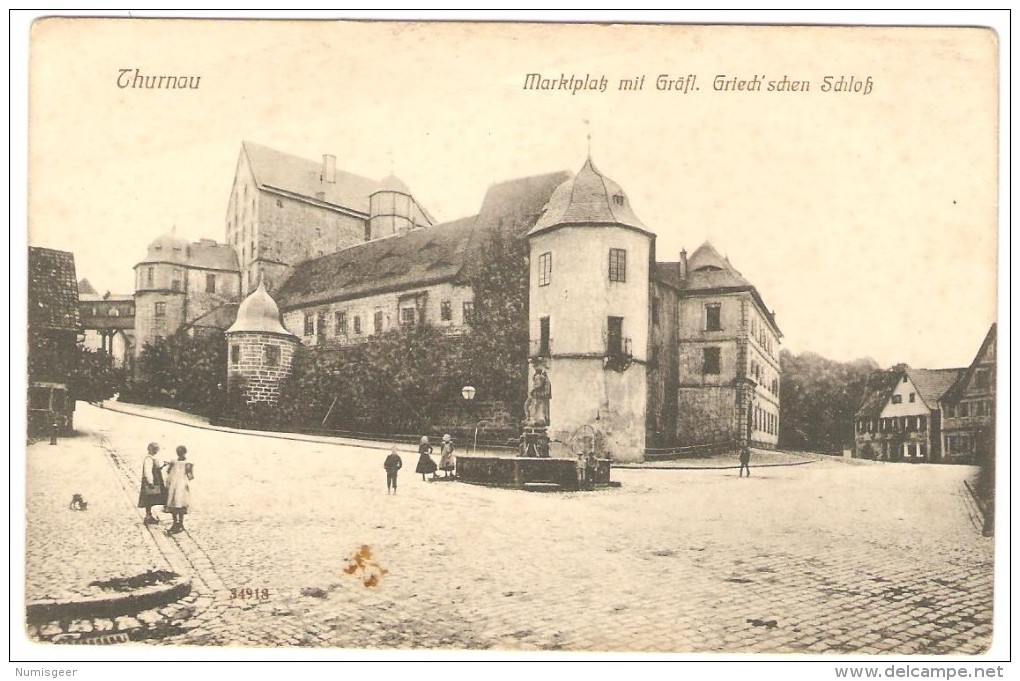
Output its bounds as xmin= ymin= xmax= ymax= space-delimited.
xmin=17 ymin=15 xmax=1004 ymax=666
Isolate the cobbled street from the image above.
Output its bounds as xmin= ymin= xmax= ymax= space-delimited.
xmin=32 ymin=403 xmax=994 ymax=653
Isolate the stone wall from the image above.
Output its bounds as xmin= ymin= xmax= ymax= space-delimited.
xmin=226 ymin=331 xmax=297 ymax=404
xmin=676 ymin=384 xmax=737 ymax=446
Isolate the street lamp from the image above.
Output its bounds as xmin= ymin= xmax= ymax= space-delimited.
xmin=461 ymin=385 xmax=476 ymax=401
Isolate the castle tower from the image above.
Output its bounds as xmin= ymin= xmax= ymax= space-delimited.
xmin=225 ymin=279 xmax=299 ymax=405
xmin=133 ymin=231 xmax=190 ymax=360
xmin=527 ymin=158 xmax=654 ymax=463
xmin=368 ymin=174 xmax=431 ymax=239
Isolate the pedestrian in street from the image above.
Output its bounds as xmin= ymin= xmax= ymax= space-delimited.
xmin=575 ymin=452 xmax=587 ymax=491
xmin=415 ymin=436 xmax=438 ymax=481
xmin=137 ymin=442 xmax=167 ymax=525
xmin=739 ymin=445 xmax=752 ymax=478
xmin=164 ymin=446 xmax=194 ymax=534
xmin=384 ymin=446 xmax=403 ymax=494
xmin=438 ymin=434 xmax=456 ymax=478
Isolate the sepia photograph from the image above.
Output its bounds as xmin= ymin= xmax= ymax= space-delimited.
xmin=12 ymin=11 xmax=1008 ymax=672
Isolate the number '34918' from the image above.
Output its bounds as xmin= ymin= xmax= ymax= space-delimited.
xmin=230 ymin=588 xmax=269 ymax=600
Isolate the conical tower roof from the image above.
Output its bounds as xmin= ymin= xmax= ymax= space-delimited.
xmin=226 ymin=280 xmax=294 ymax=337
xmin=530 ymin=158 xmax=648 ymax=235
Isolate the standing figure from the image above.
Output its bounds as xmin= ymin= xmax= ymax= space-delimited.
xmin=384 ymin=446 xmax=403 ymax=494
xmin=137 ymin=442 xmax=166 ymax=525
xmin=524 ymin=366 xmax=552 ymax=427
xmin=164 ymin=446 xmax=194 ymax=534
xmin=415 ymin=436 xmax=438 ymax=481
xmin=739 ymin=446 xmax=752 ymax=478
xmin=585 ymin=450 xmax=599 ymax=490
xmin=575 ymin=452 xmax=587 ymax=491
xmin=438 ymin=434 xmax=456 ymax=478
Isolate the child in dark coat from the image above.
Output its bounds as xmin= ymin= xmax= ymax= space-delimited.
xmin=415 ymin=436 xmax=438 ymax=481
xmin=384 ymin=446 xmax=403 ymax=494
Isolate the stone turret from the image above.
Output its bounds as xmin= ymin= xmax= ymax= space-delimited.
xmin=225 ymin=280 xmax=299 ymax=404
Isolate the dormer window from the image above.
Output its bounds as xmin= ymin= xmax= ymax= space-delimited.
xmin=613 ymin=194 xmax=625 ymax=206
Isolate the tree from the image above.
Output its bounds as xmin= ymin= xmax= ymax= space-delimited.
xmin=134 ymin=333 xmax=227 ymax=415
xmin=463 ymin=219 xmax=531 ymax=414
xmin=779 ymin=350 xmax=878 ymax=452
xmin=69 ymin=349 xmax=125 ymax=403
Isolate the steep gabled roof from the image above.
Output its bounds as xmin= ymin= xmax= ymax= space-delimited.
xmin=856 ymin=369 xmax=901 ymax=419
xmin=242 ymin=141 xmax=379 ymax=215
xmin=942 ymin=323 xmax=997 ymax=403
xmin=276 ymin=171 xmax=569 ymax=311
xmin=29 ymin=247 xmax=80 ymax=331
xmin=908 ymin=367 xmax=966 ymax=409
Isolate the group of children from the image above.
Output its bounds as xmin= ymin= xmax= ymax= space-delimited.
xmin=383 ymin=434 xmax=456 ymax=494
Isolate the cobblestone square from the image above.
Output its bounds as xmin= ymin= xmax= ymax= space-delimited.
xmin=26 ymin=404 xmax=994 ymax=653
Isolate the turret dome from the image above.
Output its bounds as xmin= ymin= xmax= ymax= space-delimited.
xmin=143 ymin=231 xmax=190 ymax=264
xmin=373 ymin=174 xmax=411 ymax=195
xmin=530 ymin=158 xmax=648 ymax=235
xmin=226 ymin=280 xmax=294 ymax=336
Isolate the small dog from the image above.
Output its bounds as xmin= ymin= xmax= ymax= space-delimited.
xmin=69 ymin=494 xmax=88 ymax=511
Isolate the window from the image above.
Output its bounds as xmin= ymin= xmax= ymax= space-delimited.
xmin=154 ymin=302 xmax=166 ymax=317
xmin=538 ymin=252 xmax=552 ymax=287
xmin=891 ymin=394 xmax=902 ymax=404
xmin=206 ymin=273 xmax=216 ymax=293
xmin=919 ymin=416 xmax=927 ymax=431
xmin=974 ymin=370 xmax=990 ymax=390
xmin=171 ymin=278 xmax=181 ymax=292
xmin=909 ymin=392 xmax=916 ymax=403
xmin=705 ymin=303 xmax=721 ymax=331
xmin=613 ymin=194 xmax=625 ymax=206
xmin=231 ymin=345 xmax=240 ymax=365
xmin=440 ymin=301 xmax=452 ymax=322
xmin=265 ymin=345 xmax=280 ymax=367
xmin=275 ymin=240 xmax=283 ymax=255
xmin=703 ymin=347 xmax=721 ymax=375
xmin=276 ymin=199 xmax=283 ymax=208
xmin=304 ymin=313 xmax=314 ymax=336
xmin=607 ymin=316 xmax=624 ymax=356
xmin=609 ymin=248 xmax=627 ymax=282
xmin=400 ymin=307 xmax=416 ymax=327
xmin=902 ymin=375 xmax=908 ymax=383
xmin=335 ymin=311 xmax=348 ymax=337
xmin=539 ymin=316 xmax=551 ymax=355
xmin=146 ymin=267 xmax=154 ymax=286
xmin=907 ymin=444 xmax=917 ymax=458
xmin=354 ymin=315 xmax=362 ymax=335
xmin=463 ymin=301 xmax=474 ymax=325
xmin=108 ymin=308 xmax=119 ymax=317
xmin=374 ymin=310 xmax=384 ymax=334
xmin=919 ymin=444 xmax=927 ymax=459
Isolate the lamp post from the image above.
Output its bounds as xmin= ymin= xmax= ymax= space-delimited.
xmin=461 ymin=385 xmax=475 ymax=401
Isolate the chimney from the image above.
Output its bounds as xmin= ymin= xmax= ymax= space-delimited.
xmin=321 ymin=154 xmax=336 ymax=183
xmin=678 ymin=249 xmax=688 ymax=279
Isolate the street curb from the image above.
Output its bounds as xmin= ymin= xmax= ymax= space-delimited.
xmin=614 ymin=460 xmax=816 ymax=471
xmin=101 ymin=402 xmax=414 ymax=454
xmin=26 ymin=576 xmax=192 ymax=625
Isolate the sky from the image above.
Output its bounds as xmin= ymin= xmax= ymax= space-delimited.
xmin=24 ymin=17 xmax=1001 ymax=370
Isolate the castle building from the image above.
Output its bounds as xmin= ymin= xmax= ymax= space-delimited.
xmin=133 ymin=232 xmax=240 ymax=358
xmin=137 ymin=141 xmax=783 ymax=462
xmin=225 ymin=141 xmax=434 ymax=295
xmin=940 ymin=324 xmax=996 ymax=464
xmin=527 ymin=159 xmax=782 ymax=462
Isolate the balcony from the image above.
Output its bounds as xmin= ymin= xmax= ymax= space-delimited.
xmin=603 ymin=334 xmax=633 ymax=372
